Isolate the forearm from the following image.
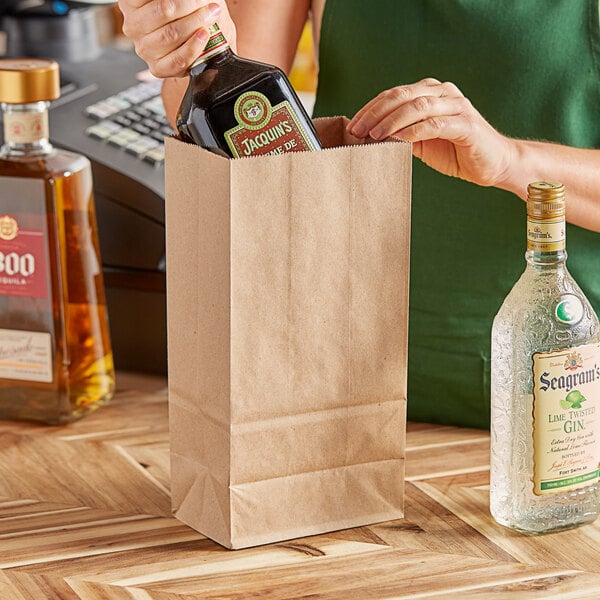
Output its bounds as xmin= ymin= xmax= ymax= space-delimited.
xmin=227 ymin=0 xmax=310 ymax=73
xmin=162 ymin=77 xmax=189 ymax=129
xmin=500 ymin=140 xmax=600 ymax=233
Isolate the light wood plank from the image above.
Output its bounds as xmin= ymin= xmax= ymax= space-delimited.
xmin=417 ymin=481 xmax=600 ymax=573
xmin=0 ymin=375 xmax=599 ymax=599
xmin=0 ymin=435 xmax=170 ymax=516
xmin=0 ymin=514 xmax=202 ymax=568
xmin=130 ymin=549 xmax=589 ymax=599
xmin=405 ymin=438 xmax=490 ymax=480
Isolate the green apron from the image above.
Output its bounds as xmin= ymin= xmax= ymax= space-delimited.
xmin=314 ymin=0 xmax=600 ymax=428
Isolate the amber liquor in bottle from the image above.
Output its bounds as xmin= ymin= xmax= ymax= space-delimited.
xmin=0 ymin=58 xmax=115 ymax=424
xmin=176 ymin=24 xmax=322 ymax=158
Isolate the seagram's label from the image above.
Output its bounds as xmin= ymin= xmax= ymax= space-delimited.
xmin=527 ymin=216 xmax=565 ymax=252
xmin=224 ymin=91 xmax=316 ymax=158
xmin=532 ymin=342 xmax=600 ymax=495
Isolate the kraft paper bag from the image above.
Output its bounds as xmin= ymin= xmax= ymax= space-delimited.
xmin=165 ymin=116 xmax=412 ymax=549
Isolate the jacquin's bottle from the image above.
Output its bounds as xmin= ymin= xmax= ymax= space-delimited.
xmin=176 ymin=24 xmax=321 ymax=158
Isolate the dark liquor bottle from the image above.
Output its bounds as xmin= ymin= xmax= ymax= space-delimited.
xmin=176 ymin=24 xmax=322 ymax=158
xmin=0 ymin=58 xmax=115 ymax=424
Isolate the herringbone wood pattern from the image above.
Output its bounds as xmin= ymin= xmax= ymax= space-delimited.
xmin=2 ymin=373 xmax=600 ymax=599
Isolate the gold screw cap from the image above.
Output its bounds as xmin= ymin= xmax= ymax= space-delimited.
xmin=527 ymin=181 xmax=565 ymax=219
xmin=0 ymin=58 xmax=60 ymax=104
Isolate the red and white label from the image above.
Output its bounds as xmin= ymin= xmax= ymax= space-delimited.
xmin=224 ymin=91 xmax=316 ymax=158
xmin=0 ymin=216 xmax=48 ymax=299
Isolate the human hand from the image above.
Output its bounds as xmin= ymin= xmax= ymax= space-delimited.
xmin=118 ymin=0 xmax=236 ymax=78
xmin=347 ymin=78 xmax=515 ymax=188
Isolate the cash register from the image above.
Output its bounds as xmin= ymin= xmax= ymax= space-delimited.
xmin=0 ymin=0 xmax=168 ymax=374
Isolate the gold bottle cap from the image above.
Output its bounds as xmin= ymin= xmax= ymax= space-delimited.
xmin=527 ymin=181 xmax=565 ymax=220
xmin=0 ymin=58 xmax=60 ymax=104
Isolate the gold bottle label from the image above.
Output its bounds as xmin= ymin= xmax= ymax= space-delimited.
xmin=224 ymin=91 xmax=316 ymax=158
xmin=527 ymin=216 xmax=565 ymax=252
xmin=532 ymin=341 xmax=600 ymax=495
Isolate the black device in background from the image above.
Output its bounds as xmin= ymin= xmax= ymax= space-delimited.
xmin=0 ymin=3 xmax=169 ymax=374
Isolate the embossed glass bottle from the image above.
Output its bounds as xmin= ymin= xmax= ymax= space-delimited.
xmin=490 ymin=181 xmax=600 ymax=533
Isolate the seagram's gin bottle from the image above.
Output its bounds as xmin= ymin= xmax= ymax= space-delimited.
xmin=490 ymin=181 xmax=600 ymax=534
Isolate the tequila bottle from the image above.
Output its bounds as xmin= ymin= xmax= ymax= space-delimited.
xmin=176 ymin=24 xmax=321 ymax=158
xmin=490 ymin=181 xmax=600 ymax=533
xmin=0 ymin=58 xmax=115 ymax=424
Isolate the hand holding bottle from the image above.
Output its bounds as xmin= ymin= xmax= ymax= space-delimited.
xmin=117 ymin=0 xmax=237 ymax=78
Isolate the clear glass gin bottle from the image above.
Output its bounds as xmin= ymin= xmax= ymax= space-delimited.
xmin=490 ymin=181 xmax=600 ymax=533
xmin=0 ymin=58 xmax=115 ymax=424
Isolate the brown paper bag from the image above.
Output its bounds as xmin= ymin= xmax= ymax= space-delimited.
xmin=165 ymin=116 xmax=411 ymax=549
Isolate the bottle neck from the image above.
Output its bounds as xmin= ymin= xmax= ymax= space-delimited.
xmin=189 ymin=23 xmax=232 ymax=73
xmin=525 ymin=212 xmax=566 ymax=267
xmin=1 ymin=101 xmax=53 ymax=156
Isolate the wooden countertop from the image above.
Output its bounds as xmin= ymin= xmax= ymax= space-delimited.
xmin=2 ymin=373 xmax=600 ymax=599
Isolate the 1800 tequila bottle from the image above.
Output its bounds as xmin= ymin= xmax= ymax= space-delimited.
xmin=0 ymin=58 xmax=115 ymax=424
xmin=490 ymin=181 xmax=600 ymax=533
